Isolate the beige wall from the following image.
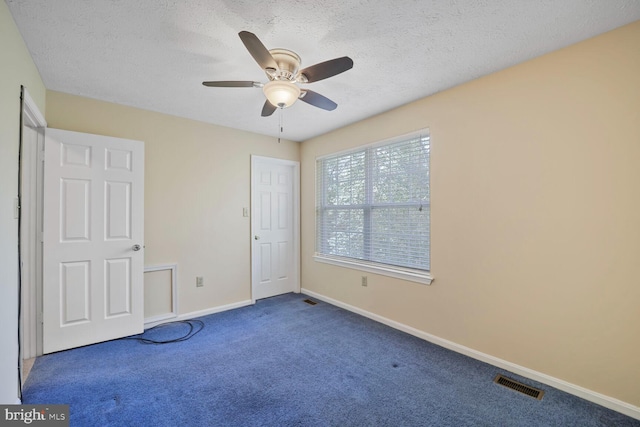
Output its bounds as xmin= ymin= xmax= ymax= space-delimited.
xmin=0 ymin=1 xmax=46 ymax=403
xmin=300 ymin=21 xmax=640 ymax=407
xmin=46 ymin=91 xmax=299 ymax=314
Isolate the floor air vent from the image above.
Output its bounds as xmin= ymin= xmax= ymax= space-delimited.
xmin=494 ymin=374 xmax=544 ymax=400
xmin=303 ymin=299 xmax=318 ymax=305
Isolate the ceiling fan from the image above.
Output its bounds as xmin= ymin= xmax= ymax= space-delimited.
xmin=202 ymin=31 xmax=354 ymax=117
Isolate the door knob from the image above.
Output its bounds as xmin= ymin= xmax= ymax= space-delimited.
xmin=132 ymin=244 xmax=142 ymax=251
xmin=254 ymin=235 xmax=260 ymax=240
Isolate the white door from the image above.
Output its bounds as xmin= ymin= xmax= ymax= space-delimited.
xmin=251 ymin=156 xmax=300 ymax=301
xmin=43 ymin=128 xmax=144 ymax=353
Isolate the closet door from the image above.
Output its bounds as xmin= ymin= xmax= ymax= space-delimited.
xmin=251 ymin=156 xmax=300 ymax=301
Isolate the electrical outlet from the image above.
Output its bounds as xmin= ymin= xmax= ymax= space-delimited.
xmin=196 ymin=276 xmax=204 ymax=287
xmin=361 ymin=276 xmax=368 ymax=287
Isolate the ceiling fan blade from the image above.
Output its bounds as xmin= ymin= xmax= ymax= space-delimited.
xmin=299 ymin=57 xmax=353 ymax=83
xmin=261 ymin=100 xmax=277 ymax=117
xmin=299 ymin=90 xmax=337 ymax=111
xmin=239 ymin=31 xmax=278 ymax=71
xmin=202 ymin=81 xmax=259 ymax=88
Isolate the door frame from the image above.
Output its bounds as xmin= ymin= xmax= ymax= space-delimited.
xmin=19 ymin=88 xmax=47 ymax=362
xmin=250 ymin=155 xmax=301 ymax=303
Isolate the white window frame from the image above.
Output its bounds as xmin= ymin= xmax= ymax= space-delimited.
xmin=314 ymin=129 xmax=433 ymax=285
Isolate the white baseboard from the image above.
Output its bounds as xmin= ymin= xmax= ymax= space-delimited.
xmin=144 ymin=299 xmax=253 ymax=329
xmin=301 ymin=288 xmax=640 ymax=421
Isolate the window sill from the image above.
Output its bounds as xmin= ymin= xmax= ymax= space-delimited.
xmin=313 ymin=254 xmax=433 ymax=285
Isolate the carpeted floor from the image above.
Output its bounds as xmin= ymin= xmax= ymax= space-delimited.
xmin=22 ymin=293 xmax=640 ymax=426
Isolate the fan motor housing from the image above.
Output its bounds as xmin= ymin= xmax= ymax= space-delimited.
xmin=267 ymin=48 xmax=301 ymax=81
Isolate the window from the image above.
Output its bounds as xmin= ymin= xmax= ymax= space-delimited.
xmin=315 ymin=129 xmax=431 ymax=284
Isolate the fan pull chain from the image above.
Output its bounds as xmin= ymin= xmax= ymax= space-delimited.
xmin=278 ymin=107 xmax=283 ymax=143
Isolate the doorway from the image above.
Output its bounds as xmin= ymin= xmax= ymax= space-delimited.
xmin=19 ymin=97 xmax=146 ymax=358
xmin=19 ymin=88 xmax=47 ymax=384
xmin=20 ymin=125 xmax=41 ymax=359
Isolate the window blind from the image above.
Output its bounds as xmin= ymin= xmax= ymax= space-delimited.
xmin=316 ymin=130 xmax=430 ymax=272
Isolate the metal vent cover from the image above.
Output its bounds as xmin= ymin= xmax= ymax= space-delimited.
xmin=494 ymin=374 xmax=544 ymax=400
xmin=303 ymin=299 xmax=318 ymax=305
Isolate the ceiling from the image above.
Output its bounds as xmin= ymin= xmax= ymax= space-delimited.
xmin=7 ymin=1 xmax=640 ymax=142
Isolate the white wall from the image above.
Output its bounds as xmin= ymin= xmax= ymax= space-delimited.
xmin=0 ymin=2 xmax=46 ymax=403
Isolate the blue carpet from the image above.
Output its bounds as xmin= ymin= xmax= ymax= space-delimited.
xmin=22 ymin=293 xmax=639 ymax=426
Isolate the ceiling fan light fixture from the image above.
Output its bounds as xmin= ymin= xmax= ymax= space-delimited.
xmin=263 ymin=80 xmax=300 ymax=108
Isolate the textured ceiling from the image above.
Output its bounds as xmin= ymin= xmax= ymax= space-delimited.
xmin=6 ymin=0 xmax=640 ymax=142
